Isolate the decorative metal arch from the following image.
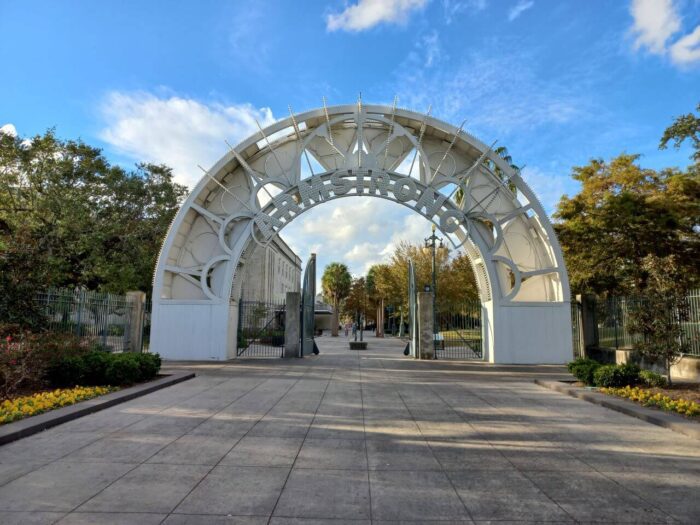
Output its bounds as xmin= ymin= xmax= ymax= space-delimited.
xmin=151 ymin=103 xmax=572 ymax=363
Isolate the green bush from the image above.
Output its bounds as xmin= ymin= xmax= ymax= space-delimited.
xmin=593 ymin=363 xmax=641 ymax=387
xmin=136 ymin=353 xmax=161 ymax=380
xmin=81 ymin=351 xmax=110 ymax=386
xmin=567 ymin=358 xmax=601 ymax=385
xmin=45 ymin=351 xmax=162 ymax=388
xmin=105 ymin=354 xmax=142 ymax=385
xmin=46 ymin=356 xmax=86 ymax=388
xmin=640 ymin=369 xmax=668 ymax=388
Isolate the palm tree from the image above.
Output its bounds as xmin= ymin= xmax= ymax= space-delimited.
xmin=321 ymin=262 xmax=352 ymax=337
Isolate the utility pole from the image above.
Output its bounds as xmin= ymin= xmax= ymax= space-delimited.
xmin=424 ymin=224 xmax=443 ymax=358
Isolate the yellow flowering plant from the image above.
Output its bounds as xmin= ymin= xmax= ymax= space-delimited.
xmin=0 ymin=386 xmax=117 ymax=424
xmin=601 ymin=385 xmax=700 ymax=418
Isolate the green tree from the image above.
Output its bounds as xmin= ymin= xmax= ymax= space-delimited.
xmin=321 ymin=262 xmax=351 ymax=336
xmin=627 ymin=255 xmax=693 ymax=384
xmin=0 ymin=129 xmax=187 ymax=308
xmin=342 ymin=277 xmax=369 ymax=328
xmin=659 ymin=102 xmax=700 ymax=163
xmin=553 ymin=154 xmax=700 ymax=295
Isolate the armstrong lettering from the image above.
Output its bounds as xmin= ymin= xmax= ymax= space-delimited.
xmin=252 ymin=171 xmax=468 ymax=244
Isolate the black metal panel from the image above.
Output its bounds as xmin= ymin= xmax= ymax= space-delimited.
xmin=300 ymin=253 xmax=317 ymax=357
xmin=435 ymin=300 xmax=482 ymax=360
xmin=237 ymin=300 xmax=286 ymax=358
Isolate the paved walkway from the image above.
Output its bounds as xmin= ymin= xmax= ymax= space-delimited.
xmin=0 ymin=335 xmax=698 ymax=524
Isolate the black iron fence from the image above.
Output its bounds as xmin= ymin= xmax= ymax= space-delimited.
xmin=434 ymin=300 xmax=482 ymax=360
xmin=35 ymin=288 xmax=141 ymax=352
xmin=571 ymin=289 xmax=700 ymax=358
xmin=237 ymin=300 xmax=286 ymax=357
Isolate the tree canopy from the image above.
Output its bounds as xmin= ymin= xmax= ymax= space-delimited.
xmin=554 ymin=103 xmax=700 ymax=296
xmin=0 ymin=129 xmax=187 ymax=308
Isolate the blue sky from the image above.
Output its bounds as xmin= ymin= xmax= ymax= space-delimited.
xmin=2 ymin=0 xmax=699 ymax=279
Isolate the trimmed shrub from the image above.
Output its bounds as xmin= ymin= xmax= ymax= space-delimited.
xmin=81 ymin=351 xmax=110 ymax=386
xmin=45 ymin=351 xmax=162 ymax=389
xmin=639 ymin=369 xmax=668 ymax=388
xmin=46 ymin=356 xmax=86 ymax=388
xmin=593 ymin=363 xmax=640 ymax=388
xmin=105 ymin=354 xmax=142 ymax=385
xmin=567 ymin=358 xmax=601 ymax=385
xmin=136 ymin=353 xmax=161 ymax=380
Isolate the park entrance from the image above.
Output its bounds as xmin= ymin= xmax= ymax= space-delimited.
xmin=150 ymin=103 xmax=573 ymax=364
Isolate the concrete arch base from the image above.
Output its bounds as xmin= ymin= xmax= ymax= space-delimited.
xmin=152 ymin=300 xmax=572 ymax=364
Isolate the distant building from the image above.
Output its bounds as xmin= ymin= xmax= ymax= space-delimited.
xmin=239 ymin=236 xmax=301 ymax=303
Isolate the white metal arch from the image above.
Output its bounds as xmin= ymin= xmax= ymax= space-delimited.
xmin=151 ymin=104 xmax=572 ymax=363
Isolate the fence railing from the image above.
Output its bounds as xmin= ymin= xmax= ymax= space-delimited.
xmin=571 ymin=289 xmax=700 ymax=358
xmin=237 ymin=299 xmax=286 ymax=357
xmin=34 ymin=288 xmax=148 ymax=353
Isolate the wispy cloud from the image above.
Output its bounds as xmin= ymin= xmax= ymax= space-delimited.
xmin=629 ymin=0 xmax=700 ymax=66
xmin=99 ymin=90 xmax=275 ymax=188
xmin=441 ymin=0 xmax=487 ymax=24
xmin=508 ymin=0 xmax=533 ymax=22
xmin=391 ymin=33 xmax=588 ymax=135
xmin=326 ymin=0 xmax=428 ymax=32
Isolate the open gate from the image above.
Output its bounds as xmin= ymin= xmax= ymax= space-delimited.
xmin=237 ymin=300 xmax=286 ymax=357
xmin=406 ymin=259 xmax=419 ymax=358
xmin=300 ymin=253 xmax=318 ymax=357
xmin=435 ymin=300 xmax=482 ymax=359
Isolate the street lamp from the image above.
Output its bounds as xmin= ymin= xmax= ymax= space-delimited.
xmin=424 ymin=224 xmax=443 ymax=357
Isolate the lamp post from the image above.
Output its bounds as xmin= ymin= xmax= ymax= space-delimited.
xmin=424 ymin=224 xmax=443 ymax=357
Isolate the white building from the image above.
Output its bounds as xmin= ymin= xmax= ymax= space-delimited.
xmin=239 ymin=236 xmax=301 ymax=303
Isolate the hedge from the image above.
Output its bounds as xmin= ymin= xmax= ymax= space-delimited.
xmin=47 ymin=351 xmax=161 ymax=388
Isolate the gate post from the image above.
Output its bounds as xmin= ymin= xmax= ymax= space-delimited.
xmin=417 ymin=292 xmax=434 ymax=359
xmin=284 ymin=292 xmax=300 ymax=358
xmin=579 ymin=294 xmax=598 ymax=355
xmin=126 ymin=291 xmax=146 ymax=353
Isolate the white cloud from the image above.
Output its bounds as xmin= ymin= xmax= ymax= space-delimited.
xmin=0 ymin=123 xmax=17 ymax=137
xmin=508 ymin=0 xmax=533 ymax=22
xmin=670 ymin=24 xmax=700 ymax=65
xmin=628 ymin=0 xmax=700 ymax=66
xmin=281 ymin=197 xmax=433 ymax=279
xmin=630 ymin=0 xmax=680 ymax=54
xmin=326 ymin=0 xmax=428 ymax=32
xmin=99 ymin=91 xmax=275 ymax=188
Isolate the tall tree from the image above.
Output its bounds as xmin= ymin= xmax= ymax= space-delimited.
xmin=0 ymin=129 xmax=187 ymax=307
xmin=553 ymin=154 xmax=700 ymax=295
xmin=659 ymin=102 xmax=700 ymax=163
xmin=321 ymin=262 xmax=351 ymax=336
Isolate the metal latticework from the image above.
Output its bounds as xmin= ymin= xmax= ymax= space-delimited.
xmin=435 ymin=301 xmax=483 ymax=360
xmin=237 ymin=300 xmax=286 ymax=357
xmin=300 ymin=253 xmax=316 ymax=357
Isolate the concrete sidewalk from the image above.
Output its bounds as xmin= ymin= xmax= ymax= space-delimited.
xmin=0 ymin=334 xmax=697 ymax=524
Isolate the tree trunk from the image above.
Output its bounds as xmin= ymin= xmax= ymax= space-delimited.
xmin=331 ymin=299 xmax=339 ymax=337
xmin=666 ymin=358 xmax=672 ymax=386
xmin=398 ymin=309 xmax=404 ymax=337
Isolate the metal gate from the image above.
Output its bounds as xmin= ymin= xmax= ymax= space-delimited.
xmin=435 ymin=300 xmax=482 ymax=360
xmin=407 ymin=259 xmax=418 ymax=358
xmin=300 ymin=253 xmax=318 ymax=357
xmin=237 ymin=300 xmax=286 ymax=357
